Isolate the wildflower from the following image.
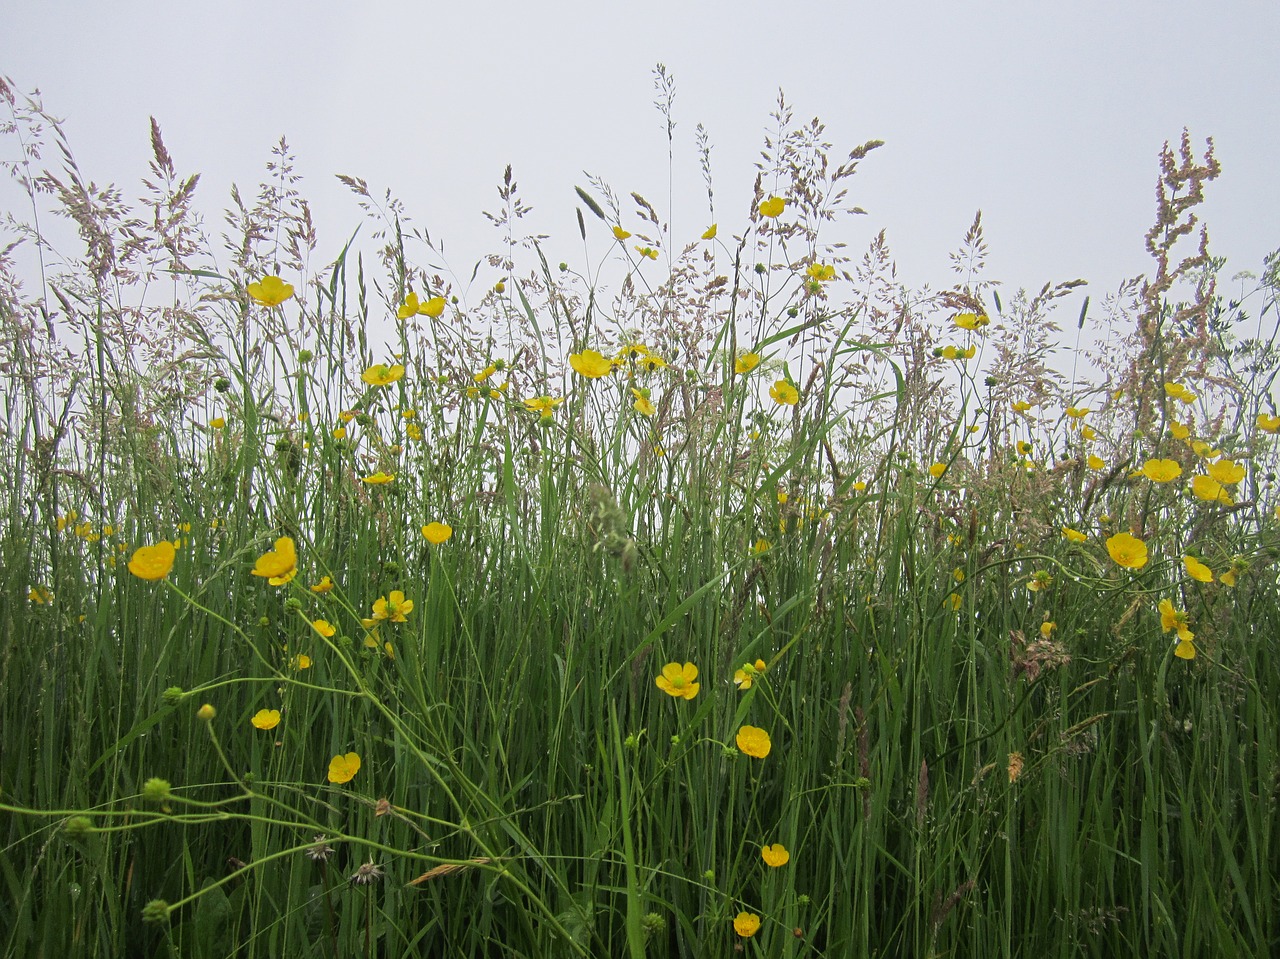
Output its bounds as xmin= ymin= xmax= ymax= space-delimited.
xmin=1066 ymin=406 xmax=1090 ymax=419
xmin=422 ymin=522 xmax=453 ymax=544
xmin=1028 ymin=570 xmax=1052 ymax=592
xmin=1219 ymin=567 xmax=1237 ymax=587
xmin=1257 ymin=413 xmax=1280 ymax=433
xmin=734 ymin=351 xmax=761 ymax=375
xmin=524 ymin=395 xmax=563 ymax=417
xmin=569 ymin=349 xmax=613 ymax=378
xmin=129 ymin=541 xmax=176 ymax=581
xmin=349 ymin=860 xmax=385 ymax=885
xmin=292 ymin=654 xmax=312 ymax=669
xmin=734 ymin=659 xmax=767 ymax=690
xmin=1207 ymin=458 xmax=1245 ymax=485
xmin=310 ymin=576 xmax=335 ymax=593
xmin=853 ymin=481 xmax=867 ymax=491
xmin=1080 ymin=425 xmax=1097 ymax=441
xmin=1106 ymin=532 xmax=1148 ymax=570
xmin=493 ymin=280 xmax=505 ymax=293
xmin=1062 ymin=527 xmax=1087 ymax=543
xmin=758 ymin=196 xmax=786 ymax=218
xmin=311 ymin=619 xmax=337 ymax=638
xmin=1191 ymin=440 xmax=1220 ymax=459
xmin=806 ymin=262 xmax=836 ymax=282
xmin=1182 ymin=556 xmax=1213 ymax=583
xmin=1170 ymin=420 xmax=1191 ymax=439
xmin=196 ymin=703 xmax=217 ymax=722
xmin=634 ymin=245 xmax=659 ymax=260
xmin=612 ymin=225 xmax=632 ymax=241
xmin=361 ymin=471 xmax=395 ymax=485
xmin=210 ymin=416 xmax=226 ymax=429
xmin=948 ymin=592 xmax=963 ymax=610
xmin=247 ymin=275 xmax=294 ymax=307
xmin=632 ymin=388 xmax=656 ymax=417
xmin=327 ymin=752 xmax=361 ymax=784
xmin=928 ymin=462 xmax=947 ymax=479
xmin=252 ymin=537 xmax=297 ymax=582
xmin=770 ymin=380 xmax=800 ymax=406
xmin=940 ymin=345 xmax=976 ymax=361
xmin=953 ymin=312 xmax=989 ymax=331
xmin=306 ymin=836 xmax=335 ymax=862
xmin=761 ymin=843 xmax=790 ymax=867
xmin=142 ymin=777 xmax=172 ymax=803
xmin=397 ymin=292 xmax=423 ymax=319
xmin=1140 ymin=459 xmax=1182 ymax=483
xmin=1087 ymin=455 xmax=1105 ymax=471
xmin=1190 ymin=475 xmax=1234 ymax=505
xmin=734 ymin=912 xmax=761 ymax=937
xmin=362 ymin=364 xmax=405 ymax=387
xmin=406 ymin=423 xmax=423 ymax=441
xmin=372 ymin=590 xmax=414 ymax=623
xmin=251 ymin=708 xmax=281 ymax=730
xmin=701 ymin=224 xmax=717 ymax=240
xmin=1012 ymin=401 xmax=1033 ymax=414
xmin=736 ymin=725 xmax=772 ymax=758
xmin=419 ymin=296 xmax=446 ymax=317
xmin=655 ymin=662 xmax=700 ymax=700
xmin=1040 ymin=621 xmax=1057 ymax=639
xmin=1163 ymin=382 xmax=1191 ymax=401
xmin=474 ymin=364 xmax=498 ymax=383
xmin=1016 ymin=440 xmax=1033 ymax=456
xmin=28 ymin=586 xmax=52 ymax=604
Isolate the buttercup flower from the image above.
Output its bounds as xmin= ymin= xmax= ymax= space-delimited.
xmin=310 ymin=576 xmax=334 ymax=593
xmin=419 ymin=296 xmax=446 ymax=318
xmin=1062 ymin=527 xmax=1088 ymax=543
xmin=311 ymin=619 xmax=337 ymax=638
xmin=1087 ymin=454 xmax=1106 ymax=471
xmin=806 ymin=262 xmax=836 ymax=282
xmin=361 ymin=471 xmax=395 ymax=485
xmin=247 ymin=275 xmax=294 ymax=307
xmin=291 ymin=654 xmax=312 ymax=670
xmin=734 ymin=351 xmax=761 ymax=375
xmin=761 ymin=843 xmax=790 ymax=867
xmin=736 ymin=725 xmax=772 ymax=758
xmin=612 ymin=225 xmax=632 ymax=241
xmin=1140 ymin=459 xmax=1182 ymax=483
xmin=327 ymin=752 xmax=361 ymax=784
xmin=1257 ymin=413 xmax=1280 ymax=433
xmin=701 ymin=224 xmax=717 ymax=240
xmin=569 ymin=349 xmax=612 ymax=378
xmin=1207 ymin=458 xmax=1245 ymax=485
xmin=397 ymin=292 xmax=422 ymax=320
xmin=362 ymin=364 xmax=405 ymax=387
xmin=372 ymin=590 xmax=414 ymax=623
xmin=758 ymin=196 xmax=786 ymax=218
xmin=251 ymin=708 xmax=281 ymax=730
xmin=210 ymin=416 xmax=226 ymax=429
xmin=631 ymin=388 xmax=656 ymax=417
xmin=1190 ymin=475 xmax=1234 ymax=505
xmin=770 ymin=380 xmax=800 ymax=406
xmin=734 ymin=659 xmax=767 ymax=690
xmin=1183 ymin=556 xmax=1213 ymax=583
xmin=129 ymin=541 xmax=176 ymax=581
xmin=524 ymin=395 xmax=563 ymax=418
xmin=1158 ymin=599 xmax=1196 ymax=656
xmin=655 ymin=662 xmax=700 ymax=700
xmin=252 ymin=537 xmax=297 ymax=582
xmin=634 ymin=245 xmax=659 ymax=260
xmin=953 ymin=312 xmax=990 ymax=331
xmin=1106 ymin=532 xmax=1148 ymax=570
xmin=734 ymin=912 xmax=761 ymax=938
xmin=928 ymin=462 xmax=948 ymax=479
xmin=422 ymin=522 xmax=453 ymax=544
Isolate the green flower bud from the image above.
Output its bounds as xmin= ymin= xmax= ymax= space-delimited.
xmin=142 ymin=778 xmax=172 ymax=803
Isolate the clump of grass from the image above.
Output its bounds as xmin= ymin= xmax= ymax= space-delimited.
xmin=1 ymin=69 xmax=1278 ymax=958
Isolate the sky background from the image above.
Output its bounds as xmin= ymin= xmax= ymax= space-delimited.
xmin=3 ymin=1 xmax=1278 ymax=322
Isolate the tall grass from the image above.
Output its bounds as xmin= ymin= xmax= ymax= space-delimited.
xmin=2 ymin=73 xmax=1278 ymax=957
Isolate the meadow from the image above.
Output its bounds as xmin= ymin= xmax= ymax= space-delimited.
xmin=2 ymin=75 xmax=1278 ymax=957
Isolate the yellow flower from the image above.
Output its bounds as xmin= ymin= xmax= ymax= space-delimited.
xmin=361 ymin=471 xmax=395 ymax=485
xmin=853 ymin=481 xmax=867 ymax=491
xmin=1087 ymin=454 xmax=1105 ymax=470
xmin=612 ymin=225 xmax=632 ymax=241
xmin=953 ymin=312 xmax=989 ymax=331
xmin=327 ymin=752 xmax=361 ymax=784
xmin=940 ymin=345 xmax=976 ymax=361
xmin=247 ymin=275 xmax=294 ymax=307
xmin=1106 ymin=532 xmax=1148 ymax=570
xmin=1027 ymin=570 xmax=1052 ymax=592
xmin=1257 ymin=413 xmax=1280 ymax=433
xmin=252 ymin=536 xmax=297 ymax=582
xmin=758 ymin=196 xmax=786 ymax=218
xmin=761 ymin=843 xmax=790 ymax=867
xmin=1012 ymin=400 xmax=1032 ymax=414
xmin=1062 ymin=527 xmax=1088 ymax=543
xmin=128 ymin=541 xmax=176 ymax=581
xmin=569 ymin=349 xmax=613 ymax=378
xmin=1170 ymin=420 xmax=1191 ymax=439
xmin=1190 ymin=474 xmax=1234 ymax=505
xmin=734 ymin=659 xmax=767 ymax=690
xmin=655 ymin=662 xmax=700 ymax=700
xmin=372 ymin=590 xmax=414 ymax=623
xmin=806 ymin=262 xmax=836 ymax=282
xmin=210 ymin=416 xmax=226 ymax=429
xmin=1139 ymin=459 xmax=1182 ymax=483
xmin=1191 ymin=440 xmax=1220 ymax=459
xmin=419 ymin=296 xmax=446 ymax=317
xmin=769 ymin=380 xmax=800 ymax=406
xmin=397 ymin=291 xmax=422 ymax=319
xmin=422 ymin=522 xmax=453 ymax=544
xmin=928 ymin=462 xmax=947 ymax=479
xmin=29 ymin=586 xmax=52 ymax=604
xmin=251 ymin=708 xmax=281 ymax=730
xmin=361 ymin=363 xmax=405 ymax=386
xmin=1040 ymin=621 xmax=1057 ymax=639
xmin=196 ymin=703 xmax=217 ymax=722
xmin=1207 ymin=458 xmax=1245 ymax=485
xmin=1080 ymin=424 xmax=1097 ymax=441
xmin=631 ymin=388 xmax=656 ymax=417
xmin=634 ymin=245 xmax=659 ymax=260
xmin=474 ymin=363 xmax=498 ymax=383
xmin=639 ymin=354 xmax=668 ymax=373
xmin=310 ymin=575 xmax=334 ymax=593
xmin=524 ymin=395 xmax=563 ymax=416
xmin=311 ymin=619 xmax=337 ymax=638
xmin=1163 ymin=382 xmax=1190 ymax=401
xmin=1158 ymin=598 xmax=1195 ymax=644
xmin=291 ymin=654 xmax=312 ymax=670
xmin=1182 ymin=556 xmax=1213 ymax=583
xmin=701 ymin=224 xmax=717 ymax=240
xmin=1220 ymin=568 xmax=1237 ymax=587
xmin=735 ymin=725 xmax=772 ymax=758
xmin=1066 ymin=406 xmax=1090 ymax=419
xmin=734 ymin=351 xmax=761 ymax=375
xmin=948 ymin=592 xmax=963 ymax=610
xmin=1016 ymin=440 xmax=1033 ymax=456
xmin=339 ymin=410 xmax=357 ymax=423
xmin=734 ymin=912 xmax=761 ymax=938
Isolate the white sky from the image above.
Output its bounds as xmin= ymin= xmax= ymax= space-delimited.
xmin=4 ymin=1 xmax=1279 ymax=317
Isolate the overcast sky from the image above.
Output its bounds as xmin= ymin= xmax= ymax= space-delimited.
xmin=4 ymin=1 xmax=1278 ymax=317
